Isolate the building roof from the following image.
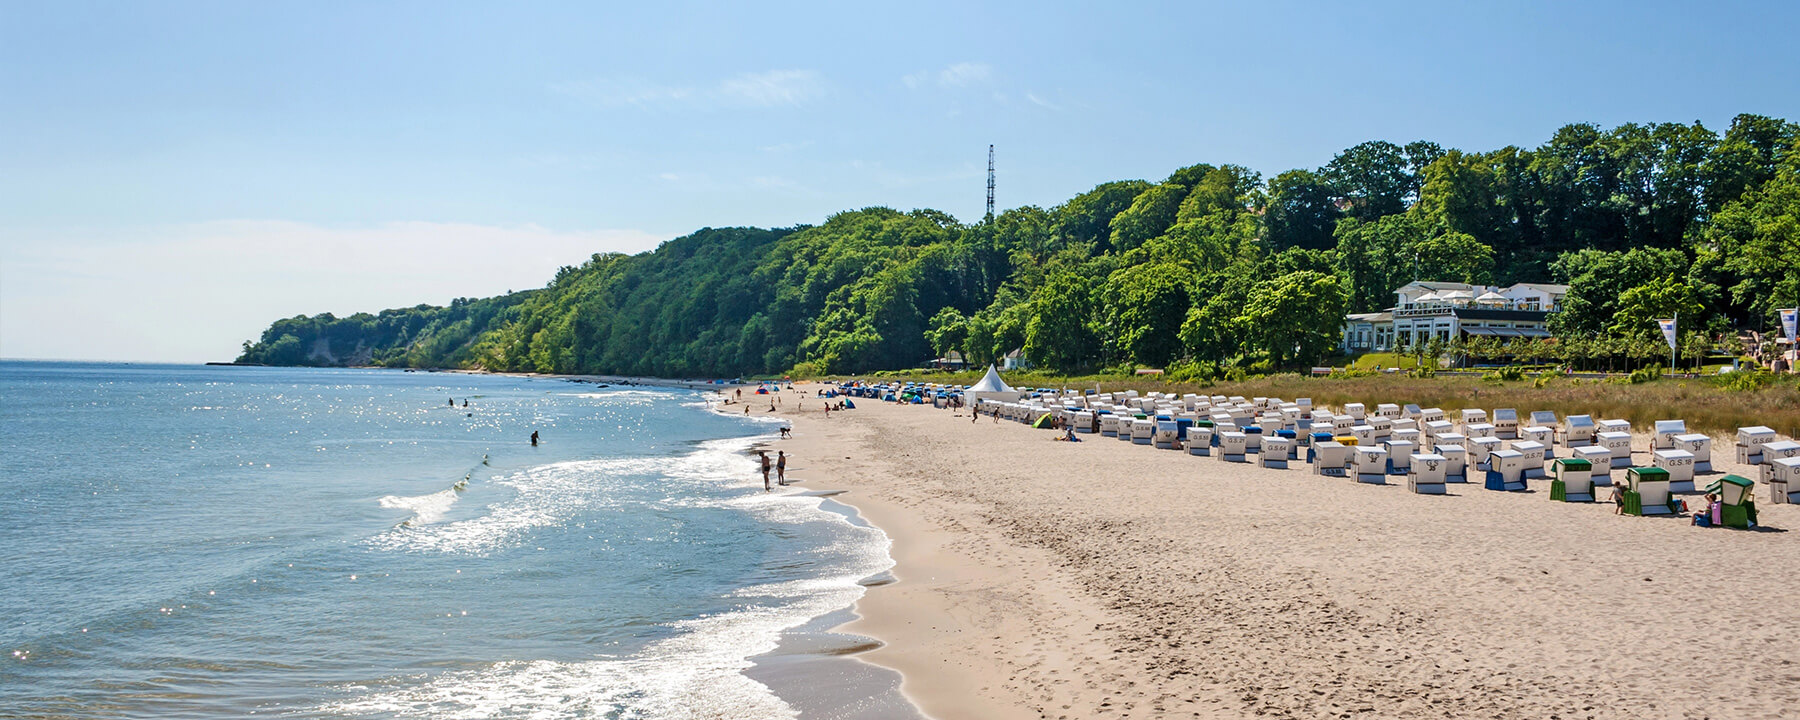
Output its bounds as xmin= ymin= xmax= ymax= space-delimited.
xmin=1509 ymin=282 xmax=1571 ymax=295
xmin=1346 ymin=312 xmax=1392 ymax=323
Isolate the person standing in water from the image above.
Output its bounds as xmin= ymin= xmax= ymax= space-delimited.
xmin=776 ymin=451 xmax=788 ymax=485
xmin=530 ymin=431 xmax=539 ymax=446
xmin=758 ymin=451 xmax=772 ymax=492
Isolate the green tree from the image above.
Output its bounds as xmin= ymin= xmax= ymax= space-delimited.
xmin=924 ymin=307 xmax=968 ymax=359
xmin=1264 ymin=169 xmax=1340 ymax=250
xmin=1108 ymin=182 xmax=1188 ymax=253
xmin=1023 ymin=272 xmax=1099 ymax=372
xmin=1241 ymin=271 xmax=1350 ymax=368
xmin=1101 ymin=262 xmax=1194 ymax=367
xmin=1608 ymin=277 xmax=1706 ymax=342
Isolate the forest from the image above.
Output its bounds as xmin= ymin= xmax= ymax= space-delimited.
xmin=239 ymin=115 xmax=1799 ymax=379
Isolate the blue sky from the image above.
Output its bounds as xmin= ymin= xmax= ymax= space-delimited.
xmin=3 ymin=1 xmax=1797 ymax=361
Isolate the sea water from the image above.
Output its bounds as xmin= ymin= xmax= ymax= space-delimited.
xmin=0 ymin=362 xmax=892 ymax=718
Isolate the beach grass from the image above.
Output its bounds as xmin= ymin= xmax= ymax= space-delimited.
xmin=825 ymin=367 xmax=1800 ymax=437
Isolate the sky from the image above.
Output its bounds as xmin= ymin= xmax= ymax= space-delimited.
xmin=3 ymin=1 xmax=1798 ymax=362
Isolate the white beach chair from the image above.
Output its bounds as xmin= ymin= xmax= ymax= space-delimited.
xmin=1520 ymin=425 xmax=1554 ymax=448
xmin=1217 ymin=431 xmax=1248 ymax=462
xmin=1492 ymin=408 xmax=1520 ymax=439
xmin=1574 ymin=446 xmax=1613 ymax=485
xmin=1402 ymin=404 xmax=1423 ymax=420
xmin=1459 ymin=409 xmax=1488 ymax=434
xmin=1439 ymin=445 xmax=1468 ymax=483
xmin=1312 ymin=441 xmax=1350 ymax=477
xmin=1384 ymin=439 xmax=1416 ymax=475
xmin=1485 ymin=449 xmax=1529 ymax=492
xmin=1467 ymin=436 xmax=1502 ymax=471
xmin=1261 ymin=437 xmax=1293 ymax=469
xmin=1511 ymin=438 xmax=1552 ymax=462
xmin=1769 ymin=456 xmax=1800 ymax=503
xmin=1408 ymin=453 xmax=1448 ymax=494
xmin=1652 ymin=420 xmax=1686 ymax=450
xmin=1652 ymin=448 xmax=1696 ymax=492
xmin=1562 ymin=415 xmax=1596 ymax=445
xmin=1353 ymin=446 xmax=1389 ymax=484
xmin=1511 ymin=441 xmax=1549 ymax=479
xmin=1376 ymin=403 xmax=1401 ymax=420
xmin=1598 ymin=431 xmax=1633 ymax=468
xmin=1737 ymin=426 xmax=1777 ymax=465
xmin=1598 ymin=419 xmax=1631 ymax=435
xmin=1369 ymin=417 xmax=1394 ymax=440
xmin=1420 ymin=407 xmax=1446 ymax=423
xmin=1344 ymin=402 xmax=1366 ymax=420
xmin=1351 ymin=424 xmax=1378 ymax=447
xmin=1130 ymin=418 xmax=1156 ymax=445
xmin=1464 ymin=422 xmax=1496 ymax=440
xmin=1153 ymin=421 xmax=1180 ymax=449
xmin=1529 ymin=410 xmax=1559 ymax=429
xmin=1673 ymin=433 xmax=1712 ymax=473
xmin=1186 ymin=425 xmax=1214 ymax=456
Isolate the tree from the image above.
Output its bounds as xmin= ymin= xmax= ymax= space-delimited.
xmin=1241 ymin=271 xmax=1349 ymax=368
xmin=1264 ymin=169 xmax=1340 ymax=250
xmin=1608 ymin=277 xmax=1706 ymax=342
xmin=1412 ymin=231 xmax=1495 ymax=285
xmin=1324 ymin=140 xmax=1439 ymax=219
xmin=1108 ymin=182 xmax=1188 ymax=253
xmin=924 ymin=307 xmax=968 ymax=359
xmin=1334 ymin=214 xmax=1426 ymax=313
xmin=1706 ymin=160 xmax=1800 ymax=320
xmin=1024 ymin=273 xmax=1099 ymax=372
xmin=1547 ymin=247 xmax=1689 ymax=337
xmin=1055 ymin=180 xmax=1153 ymax=250
xmin=1101 ymin=262 xmax=1194 ymax=367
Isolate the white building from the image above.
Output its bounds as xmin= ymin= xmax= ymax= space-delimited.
xmin=1341 ymin=281 xmax=1569 ymax=352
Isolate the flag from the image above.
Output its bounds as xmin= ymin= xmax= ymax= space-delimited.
xmin=1656 ymin=317 xmax=1678 ymax=352
xmin=1780 ymin=308 xmax=1798 ymax=344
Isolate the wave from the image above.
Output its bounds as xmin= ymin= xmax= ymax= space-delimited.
xmin=374 ymin=455 xmax=488 ymax=526
xmin=323 ymin=492 xmax=892 ymax=720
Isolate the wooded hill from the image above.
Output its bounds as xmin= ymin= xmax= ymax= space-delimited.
xmin=239 ymin=115 xmax=1799 ymax=378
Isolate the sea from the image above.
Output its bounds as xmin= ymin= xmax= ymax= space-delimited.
xmin=0 ymin=361 xmax=900 ymax=719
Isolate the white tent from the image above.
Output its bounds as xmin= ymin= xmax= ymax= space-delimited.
xmin=966 ymin=364 xmax=1021 ymax=406
xmin=1475 ymin=291 xmax=1507 ymax=304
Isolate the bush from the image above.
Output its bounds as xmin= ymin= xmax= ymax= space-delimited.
xmin=1709 ymin=369 xmax=1778 ymax=392
xmin=1166 ymin=360 xmax=1221 ymax=384
xmin=1483 ymin=366 xmax=1525 ymax=382
xmin=1627 ymin=365 xmax=1662 ymax=384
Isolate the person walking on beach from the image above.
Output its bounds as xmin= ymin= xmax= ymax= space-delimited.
xmin=758 ymin=451 xmax=772 ymax=492
xmin=776 ymin=451 xmax=787 ymax=485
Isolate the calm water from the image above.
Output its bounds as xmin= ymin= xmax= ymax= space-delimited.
xmin=0 ymin=362 xmax=889 ymax=718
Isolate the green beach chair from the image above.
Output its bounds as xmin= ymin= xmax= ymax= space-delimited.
xmin=1704 ymin=475 xmax=1757 ymax=529
xmin=1621 ymin=467 xmax=1676 ymax=516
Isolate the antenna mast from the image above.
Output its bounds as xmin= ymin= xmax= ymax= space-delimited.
xmin=985 ymin=144 xmax=996 ymax=223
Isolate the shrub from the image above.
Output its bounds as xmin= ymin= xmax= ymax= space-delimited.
xmin=1627 ymin=365 xmax=1662 ymax=384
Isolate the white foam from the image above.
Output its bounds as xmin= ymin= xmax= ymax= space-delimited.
xmin=331 ymin=441 xmax=896 ymax=719
xmin=377 ymin=485 xmax=462 ymax=525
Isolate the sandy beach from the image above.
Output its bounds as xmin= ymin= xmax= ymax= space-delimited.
xmin=743 ymin=382 xmax=1800 ymax=720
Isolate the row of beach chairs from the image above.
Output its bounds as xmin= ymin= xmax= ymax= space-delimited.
xmin=973 ymin=392 xmax=1800 ymax=527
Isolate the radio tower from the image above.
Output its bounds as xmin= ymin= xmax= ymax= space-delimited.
xmin=985 ymin=144 xmax=996 ymax=223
